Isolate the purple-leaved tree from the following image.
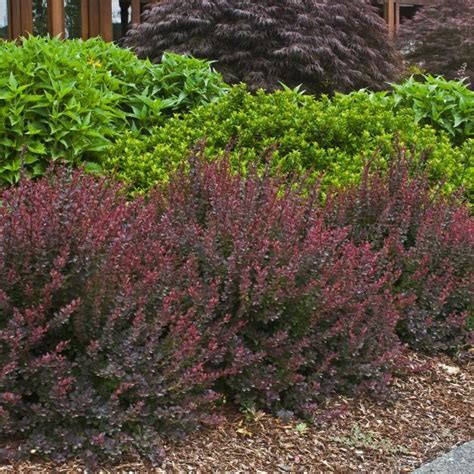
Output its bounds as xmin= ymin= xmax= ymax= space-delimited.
xmin=397 ymin=0 xmax=474 ymax=85
xmin=125 ymin=0 xmax=400 ymax=94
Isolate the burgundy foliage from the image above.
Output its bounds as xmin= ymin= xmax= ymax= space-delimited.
xmin=0 ymin=169 xmax=244 ymax=464
xmin=325 ymin=149 xmax=474 ymax=353
xmin=125 ymin=0 xmax=400 ymax=94
xmin=152 ymin=156 xmax=403 ymax=412
xmin=397 ymin=0 xmax=474 ymax=85
xmin=1 ymin=148 xmax=472 ymax=465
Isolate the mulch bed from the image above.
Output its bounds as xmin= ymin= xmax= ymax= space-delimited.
xmin=1 ymin=351 xmax=473 ymax=473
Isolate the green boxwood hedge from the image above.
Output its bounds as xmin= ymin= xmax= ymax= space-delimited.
xmin=104 ymin=86 xmax=473 ymax=196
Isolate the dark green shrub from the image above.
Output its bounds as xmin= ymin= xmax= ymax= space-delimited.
xmin=391 ymin=75 xmax=474 ymax=144
xmin=125 ymin=0 xmax=400 ymax=95
xmin=105 ymin=86 xmax=473 ymax=196
xmin=0 ymin=36 xmax=228 ymax=184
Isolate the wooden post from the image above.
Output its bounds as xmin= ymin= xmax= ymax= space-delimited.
xmin=48 ymin=0 xmax=64 ymax=37
xmin=8 ymin=0 xmax=23 ymax=38
xmin=384 ymin=0 xmax=395 ymax=39
xmin=88 ymin=0 xmax=100 ymax=36
xmin=99 ymin=0 xmax=112 ymax=41
xmin=395 ymin=2 xmax=400 ymax=35
xmin=131 ymin=0 xmax=140 ymax=25
xmin=20 ymin=0 xmax=32 ymax=35
xmin=81 ymin=0 xmax=90 ymax=38
xmin=9 ymin=0 xmax=34 ymax=37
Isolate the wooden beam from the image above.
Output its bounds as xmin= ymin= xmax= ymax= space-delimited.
xmin=99 ymin=0 xmax=112 ymax=41
xmin=378 ymin=0 xmax=436 ymax=5
xmin=48 ymin=0 xmax=64 ymax=37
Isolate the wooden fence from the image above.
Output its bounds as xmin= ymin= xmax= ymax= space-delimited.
xmin=2 ymin=0 xmax=438 ymax=42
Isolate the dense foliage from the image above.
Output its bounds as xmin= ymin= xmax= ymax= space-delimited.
xmin=125 ymin=0 xmax=400 ymax=94
xmin=154 ymin=153 xmax=403 ymax=411
xmin=0 ymin=36 xmax=228 ymax=184
xmin=105 ymin=86 xmax=473 ymax=196
xmin=390 ymin=75 xmax=474 ymax=144
xmin=397 ymin=0 xmax=474 ymax=86
xmin=1 ymin=23 xmax=473 ymax=467
xmin=0 ymin=168 xmax=243 ymax=464
xmin=1 ymin=152 xmax=472 ymax=465
xmin=325 ymin=149 xmax=474 ymax=353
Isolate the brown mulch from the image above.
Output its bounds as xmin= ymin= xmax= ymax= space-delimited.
xmin=1 ymin=352 xmax=473 ymax=473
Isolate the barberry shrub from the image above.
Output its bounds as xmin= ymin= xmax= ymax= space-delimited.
xmin=152 ymin=152 xmax=403 ymax=412
xmin=2 ymin=151 xmax=471 ymax=465
xmin=325 ymin=149 xmax=474 ymax=353
xmin=125 ymin=0 xmax=400 ymax=94
xmin=0 ymin=156 xmax=404 ymax=466
xmin=0 ymin=168 xmax=243 ymax=465
xmin=397 ymin=0 xmax=474 ymax=86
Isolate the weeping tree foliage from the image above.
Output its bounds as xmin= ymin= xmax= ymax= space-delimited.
xmin=125 ymin=0 xmax=400 ymax=94
xmin=397 ymin=0 xmax=474 ymax=85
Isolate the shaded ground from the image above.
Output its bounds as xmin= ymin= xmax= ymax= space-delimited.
xmin=1 ymin=351 xmax=473 ymax=473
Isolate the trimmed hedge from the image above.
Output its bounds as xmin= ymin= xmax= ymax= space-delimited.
xmin=105 ymin=86 xmax=473 ymax=197
xmin=0 ymin=36 xmax=228 ymax=184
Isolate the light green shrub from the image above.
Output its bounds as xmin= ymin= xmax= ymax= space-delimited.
xmin=0 ymin=36 xmax=228 ymax=184
xmin=105 ymin=86 xmax=473 ymax=197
